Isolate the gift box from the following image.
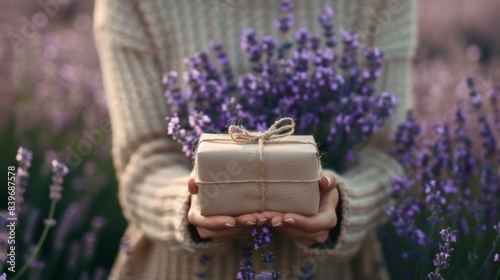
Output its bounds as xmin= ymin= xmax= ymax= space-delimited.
xmin=193 ymin=118 xmax=321 ymax=216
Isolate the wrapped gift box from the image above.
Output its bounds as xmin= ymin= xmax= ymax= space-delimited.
xmin=194 ymin=132 xmax=320 ymax=216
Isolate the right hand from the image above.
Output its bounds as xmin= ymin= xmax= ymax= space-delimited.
xmin=187 ymin=178 xmax=268 ymax=242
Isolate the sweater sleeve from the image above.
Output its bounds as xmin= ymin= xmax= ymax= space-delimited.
xmin=298 ymin=148 xmax=402 ymax=260
xmin=93 ymin=0 xmax=217 ymax=251
xmin=374 ymin=0 xmax=417 ymax=125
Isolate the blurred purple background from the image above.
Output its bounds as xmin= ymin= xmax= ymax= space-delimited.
xmin=1 ymin=0 xmax=500 ymax=278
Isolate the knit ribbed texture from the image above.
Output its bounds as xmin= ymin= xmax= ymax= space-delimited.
xmin=94 ymin=0 xmax=416 ymax=279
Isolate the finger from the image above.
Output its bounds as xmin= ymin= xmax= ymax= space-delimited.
xmin=188 ymin=178 xmax=198 ymax=194
xmin=252 ymin=213 xmax=268 ymax=226
xmin=262 ymin=211 xmax=285 ymax=227
xmin=235 ymin=214 xmax=259 ymax=226
xmin=261 ymin=211 xmax=284 ymax=221
xmin=282 ymin=205 xmax=337 ymax=233
xmin=282 ymin=186 xmax=339 ymax=232
xmin=319 ymin=171 xmax=336 ymax=191
xmin=270 ymin=214 xmax=284 ymax=227
xmin=189 ymin=212 xmax=238 ymax=230
xmin=319 ymin=186 xmax=339 ymax=213
xmin=278 ymin=226 xmax=330 ymax=245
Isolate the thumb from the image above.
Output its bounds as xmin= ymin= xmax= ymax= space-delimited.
xmin=188 ymin=178 xmax=198 ymax=194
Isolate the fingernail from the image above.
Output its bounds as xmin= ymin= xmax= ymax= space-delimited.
xmin=258 ymin=218 xmax=267 ymax=224
xmin=225 ymin=223 xmax=235 ymax=227
xmin=273 ymin=222 xmax=282 ymax=227
xmin=245 ymin=221 xmax=256 ymax=226
xmin=325 ymin=176 xmax=332 ymax=186
xmin=284 ymin=218 xmax=295 ymax=224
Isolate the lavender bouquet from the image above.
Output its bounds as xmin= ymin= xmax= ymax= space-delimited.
xmin=164 ymin=0 xmax=396 ymax=169
xmin=384 ymin=77 xmax=500 ymax=279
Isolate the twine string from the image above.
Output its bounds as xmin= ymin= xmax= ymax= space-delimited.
xmin=227 ymin=117 xmax=296 ymax=212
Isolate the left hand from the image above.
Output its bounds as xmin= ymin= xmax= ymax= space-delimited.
xmin=262 ymin=171 xmax=339 ymax=246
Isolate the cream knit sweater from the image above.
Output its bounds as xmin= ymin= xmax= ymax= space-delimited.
xmin=93 ymin=0 xmax=416 ymax=279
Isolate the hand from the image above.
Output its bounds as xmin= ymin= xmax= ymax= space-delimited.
xmin=262 ymin=171 xmax=339 ymax=246
xmin=187 ymin=178 xmax=268 ymax=242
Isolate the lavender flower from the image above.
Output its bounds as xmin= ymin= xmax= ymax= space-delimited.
xmin=164 ymin=4 xmax=395 ymax=167
xmin=194 ymin=255 xmax=210 ymax=278
xmin=298 ymin=264 xmax=314 ymax=280
xmin=387 ymin=75 xmax=500 ymax=279
xmin=252 ymin=226 xmax=272 ymax=250
xmin=425 ymin=180 xmax=446 ymax=224
xmin=386 ymin=198 xmax=425 ymax=247
xmin=49 ymin=160 xmax=68 ymax=201
xmin=318 ymin=6 xmax=336 ymax=48
xmin=494 ymin=222 xmax=500 ymax=234
xmin=237 ymin=244 xmax=255 ymax=280
xmin=15 ymin=146 xmax=33 ymax=214
xmin=428 ymin=228 xmax=457 ymax=280
xmin=467 ymin=76 xmax=481 ymax=110
xmin=275 ymin=15 xmax=294 ymax=33
xmin=279 ymin=0 xmax=293 ymax=12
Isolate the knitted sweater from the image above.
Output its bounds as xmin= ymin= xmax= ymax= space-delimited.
xmin=93 ymin=1 xmax=416 ymax=279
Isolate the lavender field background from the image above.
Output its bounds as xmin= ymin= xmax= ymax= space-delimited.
xmin=1 ymin=0 xmax=500 ymax=279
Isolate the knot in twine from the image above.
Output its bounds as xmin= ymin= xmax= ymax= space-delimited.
xmin=228 ymin=117 xmax=295 ymax=211
xmin=227 ymin=117 xmax=296 ymax=144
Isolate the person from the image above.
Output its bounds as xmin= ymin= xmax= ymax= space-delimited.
xmin=93 ymin=0 xmax=416 ymax=279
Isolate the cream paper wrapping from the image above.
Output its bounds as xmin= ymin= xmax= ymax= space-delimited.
xmin=194 ymin=133 xmax=320 ymax=216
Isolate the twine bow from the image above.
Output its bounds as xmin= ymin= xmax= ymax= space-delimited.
xmin=228 ymin=117 xmax=296 ymax=143
xmin=228 ymin=117 xmax=296 ymax=211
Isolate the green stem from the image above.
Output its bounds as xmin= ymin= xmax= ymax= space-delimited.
xmin=495 ymin=265 xmax=500 ymax=280
xmin=469 ymin=235 xmax=482 ymax=275
xmin=11 ymin=201 xmax=56 ymax=280
xmin=474 ymin=234 xmax=500 ymax=280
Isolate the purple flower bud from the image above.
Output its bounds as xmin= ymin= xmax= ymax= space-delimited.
xmin=44 ymin=218 xmax=57 ymax=227
xmin=275 ymin=15 xmax=294 ymax=33
xmin=279 ymin=0 xmax=293 ymax=12
xmin=16 ymin=146 xmax=33 ymax=168
xmin=84 ymin=231 xmax=97 ymax=260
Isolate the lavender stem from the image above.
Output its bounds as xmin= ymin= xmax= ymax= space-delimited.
xmin=473 ymin=234 xmax=500 ymax=279
xmin=11 ymin=200 xmax=57 ymax=280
